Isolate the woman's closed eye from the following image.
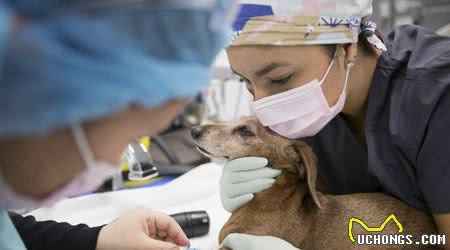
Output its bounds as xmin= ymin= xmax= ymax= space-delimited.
xmin=270 ymin=74 xmax=293 ymax=85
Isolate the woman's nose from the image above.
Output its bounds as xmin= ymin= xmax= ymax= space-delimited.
xmin=253 ymin=88 xmax=275 ymax=101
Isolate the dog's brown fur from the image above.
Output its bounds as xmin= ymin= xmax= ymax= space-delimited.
xmin=192 ymin=117 xmax=438 ymax=250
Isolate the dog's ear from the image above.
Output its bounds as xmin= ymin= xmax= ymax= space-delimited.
xmin=293 ymin=142 xmax=322 ymax=209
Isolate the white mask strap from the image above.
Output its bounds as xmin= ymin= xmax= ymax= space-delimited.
xmin=71 ymin=124 xmax=95 ymax=170
xmin=343 ymin=62 xmax=354 ymax=93
xmin=319 ymin=48 xmax=338 ymax=86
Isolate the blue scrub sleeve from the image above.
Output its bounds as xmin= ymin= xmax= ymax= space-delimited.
xmin=0 ymin=210 xmax=26 ymax=250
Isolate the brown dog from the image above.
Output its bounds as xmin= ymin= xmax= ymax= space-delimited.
xmin=191 ymin=117 xmax=438 ymax=250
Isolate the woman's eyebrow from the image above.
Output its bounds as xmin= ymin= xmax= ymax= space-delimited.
xmin=254 ymin=62 xmax=290 ymax=77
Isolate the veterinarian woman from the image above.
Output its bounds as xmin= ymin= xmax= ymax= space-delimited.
xmin=220 ymin=0 xmax=450 ymax=249
xmin=0 ymin=1 xmax=235 ymax=249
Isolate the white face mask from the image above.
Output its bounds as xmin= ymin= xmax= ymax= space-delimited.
xmin=0 ymin=124 xmax=117 ymax=210
xmin=252 ymin=51 xmax=353 ymax=139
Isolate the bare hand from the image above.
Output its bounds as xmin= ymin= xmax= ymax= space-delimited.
xmin=96 ymin=208 xmax=190 ymax=250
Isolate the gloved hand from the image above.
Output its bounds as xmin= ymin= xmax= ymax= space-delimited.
xmin=220 ymin=157 xmax=282 ymax=212
xmin=221 ymin=233 xmax=300 ymax=250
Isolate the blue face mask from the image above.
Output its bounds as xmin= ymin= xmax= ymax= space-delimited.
xmin=0 ymin=0 xmax=236 ymax=138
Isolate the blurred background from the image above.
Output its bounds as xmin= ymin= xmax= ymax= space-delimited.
xmin=372 ymin=0 xmax=450 ymax=35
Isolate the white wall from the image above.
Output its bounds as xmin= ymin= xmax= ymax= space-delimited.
xmin=203 ymin=50 xmax=254 ymax=123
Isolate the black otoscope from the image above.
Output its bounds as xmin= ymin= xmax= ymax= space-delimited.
xmin=170 ymin=211 xmax=210 ymax=238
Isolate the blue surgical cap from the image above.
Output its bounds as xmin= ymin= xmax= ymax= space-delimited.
xmin=0 ymin=1 xmax=234 ymax=138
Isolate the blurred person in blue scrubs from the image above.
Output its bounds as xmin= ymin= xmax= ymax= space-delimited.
xmin=0 ymin=1 xmax=236 ymax=249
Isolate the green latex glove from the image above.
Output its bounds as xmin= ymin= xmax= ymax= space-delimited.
xmin=222 ymin=233 xmax=300 ymax=250
xmin=220 ymin=157 xmax=282 ymax=212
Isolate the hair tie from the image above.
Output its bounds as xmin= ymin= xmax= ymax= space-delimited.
xmin=360 ymin=20 xmax=387 ymax=52
xmin=360 ymin=20 xmax=376 ymax=38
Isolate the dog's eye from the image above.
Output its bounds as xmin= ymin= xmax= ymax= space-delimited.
xmin=234 ymin=126 xmax=255 ymax=137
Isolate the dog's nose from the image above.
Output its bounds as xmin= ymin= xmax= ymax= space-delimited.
xmin=191 ymin=126 xmax=203 ymax=140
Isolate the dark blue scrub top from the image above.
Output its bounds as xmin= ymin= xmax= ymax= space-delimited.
xmin=304 ymin=25 xmax=450 ymax=214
